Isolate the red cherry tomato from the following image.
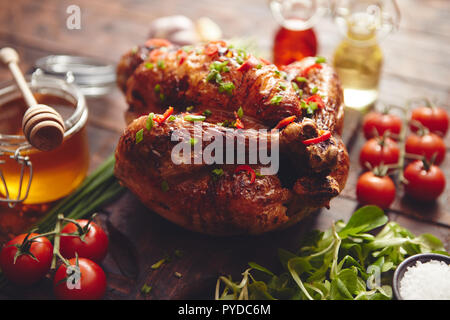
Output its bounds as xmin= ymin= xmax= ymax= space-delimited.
xmin=53 ymin=257 xmax=106 ymax=300
xmin=410 ymin=106 xmax=449 ymax=136
xmin=356 ymin=172 xmax=396 ymax=209
xmin=362 ymin=112 xmax=402 ymax=140
xmin=359 ymin=137 xmax=400 ymax=169
xmin=0 ymin=233 xmax=53 ymax=286
xmin=60 ymin=220 xmax=108 ymax=263
xmin=403 ymin=160 xmax=446 ymax=202
xmin=405 ymin=132 xmax=446 ymax=165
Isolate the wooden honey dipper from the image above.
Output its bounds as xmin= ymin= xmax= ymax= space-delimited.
xmin=0 ymin=47 xmax=65 ymax=151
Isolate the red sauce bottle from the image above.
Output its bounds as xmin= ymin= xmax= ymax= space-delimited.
xmin=273 ymin=27 xmax=318 ymax=68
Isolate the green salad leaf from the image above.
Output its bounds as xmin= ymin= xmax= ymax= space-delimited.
xmin=215 ymin=206 xmax=447 ymax=300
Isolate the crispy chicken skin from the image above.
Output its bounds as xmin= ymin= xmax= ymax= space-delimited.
xmin=115 ymin=40 xmax=349 ymax=235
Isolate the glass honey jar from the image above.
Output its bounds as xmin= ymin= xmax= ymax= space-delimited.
xmin=0 ymin=71 xmax=89 ymax=206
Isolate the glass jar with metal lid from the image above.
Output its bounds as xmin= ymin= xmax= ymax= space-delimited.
xmin=0 ymin=70 xmax=89 ymax=206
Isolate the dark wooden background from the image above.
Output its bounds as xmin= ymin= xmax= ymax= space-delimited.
xmin=0 ymin=0 xmax=448 ymax=299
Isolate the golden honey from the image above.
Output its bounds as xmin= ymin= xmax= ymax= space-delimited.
xmin=0 ymin=84 xmax=89 ymax=205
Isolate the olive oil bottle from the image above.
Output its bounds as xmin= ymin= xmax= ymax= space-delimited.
xmin=333 ymin=13 xmax=383 ymax=111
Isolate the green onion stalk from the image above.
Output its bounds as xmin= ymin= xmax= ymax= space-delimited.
xmin=0 ymin=154 xmax=125 ymax=289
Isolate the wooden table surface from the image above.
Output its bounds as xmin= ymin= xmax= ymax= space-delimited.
xmin=0 ymin=0 xmax=448 ymax=299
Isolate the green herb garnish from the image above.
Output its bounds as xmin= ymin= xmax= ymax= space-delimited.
xmin=211 ymin=168 xmax=224 ymax=180
xmin=151 ymin=258 xmax=166 ymax=269
xmin=168 ymin=115 xmax=176 ymax=122
xmin=216 ymin=206 xmax=447 ymax=301
xmin=190 ymin=138 xmax=198 ymax=146
xmin=296 ymin=76 xmax=307 ymax=83
xmin=301 ymin=100 xmax=318 ymax=115
xmin=270 ymin=95 xmax=283 ymax=106
xmin=146 ymin=113 xmax=155 ymax=131
xmin=135 ymin=129 xmax=144 ymax=144
xmin=278 ymin=83 xmax=287 ymax=91
xmin=157 ymin=60 xmax=165 ymax=69
xmin=154 ymin=84 xmax=161 ymax=93
xmin=202 ymin=109 xmax=212 ymax=117
xmin=161 ymin=181 xmax=169 ymax=192
xmin=218 ymin=82 xmax=235 ymax=96
xmin=186 ymin=106 xmax=194 ymax=112
xmin=145 ymin=62 xmax=154 ymax=69
xmin=315 ymin=56 xmax=327 ymax=64
xmin=311 ymin=86 xmax=318 ymax=94
xmin=141 ymin=284 xmax=152 ymax=295
xmin=237 ymin=106 xmax=244 ymax=118
xmin=256 ymin=64 xmax=262 ymax=69
xmin=184 ymin=115 xmax=206 ymax=122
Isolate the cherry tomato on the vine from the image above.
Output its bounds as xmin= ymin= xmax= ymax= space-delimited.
xmin=410 ymin=106 xmax=448 ymax=136
xmin=356 ymin=171 xmax=396 ymax=209
xmin=60 ymin=219 xmax=108 ymax=263
xmin=0 ymin=233 xmax=53 ymax=286
xmin=362 ymin=111 xmax=402 ymax=140
xmin=359 ymin=137 xmax=400 ymax=169
xmin=403 ymin=160 xmax=446 ymax=202
xmin=405 ymin=132 xmax=446 ymax=165
xmin=53 ymin=257 xmax=106 ymax=300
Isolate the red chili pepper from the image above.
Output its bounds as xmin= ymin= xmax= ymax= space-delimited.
xmin=235 ymin=118 xmax=244 ymax=129
xmin=145 ymin=38 xmax=172 ymax=47
xmin=149 ymin=49 xmax=164 ymax=61
xmin=237 ymin=55 xmax=259 ymax=72
xmin=305 ymin=95 xmax=325 ymax=109
xmin=176 ymin=49 xmax=188 ymax=65
xmin=259 ymin=57 xmax=271 ymax=65
xmin=235 ymin=165 xmax=256 ymax=184
xmin=302 ymin=63 xmax=323 ymax=77
xmin=302 ymin=130 xmax=331 ymax=145
xmin=155 ymin=106 xmax=174 ymax=124
xmin=204 ymin=44 xmax=219 ymax=56
xmin=275 ymin=115 xmax=296 ymax=129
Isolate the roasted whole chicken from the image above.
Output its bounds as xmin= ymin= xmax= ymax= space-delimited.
xmin=115 ymin=39 xmax=349 ymax=235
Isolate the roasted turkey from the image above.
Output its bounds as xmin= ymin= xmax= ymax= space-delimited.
xmin=114 ymin=39 xmax=349 ymax=235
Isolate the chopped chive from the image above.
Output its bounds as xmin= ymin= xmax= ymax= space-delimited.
xmin=145 ymin=62 xmax=154 ymax=69
xmin=202 ymin=109 xmax=212 ymax=117
xmin=135 ymin=129 xmax=144 ymax=144
xmin=146 ymin=113 xmax=154 ymax=131
xmin=167 ymin=115 xmax=176 ymax=122
xmin=211 ymin=168 xmax=224 ymax=180
xmin=218 ymin=82 xmax=235 ymax=96
xmin=255 ymin=171 xmax=264 ymax=178
xmin=161 ymin=181 xmax=169 ymax=192
xmin=315 ymin=56 xmax=327 ymax=64
xmin=274 ymin=70 xmax=281 ymax=77
xmin=279 ymin=82 xmax=287 ymax=91
xmin=184 ymin=115 xmax=206 ymax=122
xmin=141 ymin=284 xmax=152 ymax=295
xmin=151 ymin=258 xmax=166 ymax=269
xmin=157 ymin=60 xmax=165 ymax=69
xmin=159 ymin=93 xmax=165 ymax=101
xmin=237 ymin=106 xmax=244 ymax=118
xmin=154 ymin=84 xmax=161 ymax=93
xmin=311 ymin=86 xmax=318 ymax=94
xmin=296 ymin=77 xmax=307 ymax=82
xmin=256 ymin=64 xmax=262 ymax=69
xmin=206 ymin=69 xmax=219 ymax=82
xmin=186 ymin=106 xmax=194 ymax=112
xmin=190 ymin=138 xmax=198 ymax=146
xmin=270 ymin=95 xmax=283 ymax=106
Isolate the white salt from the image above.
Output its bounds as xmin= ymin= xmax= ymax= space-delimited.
xmin=399 ymin=260 xmax=450 ymax=300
